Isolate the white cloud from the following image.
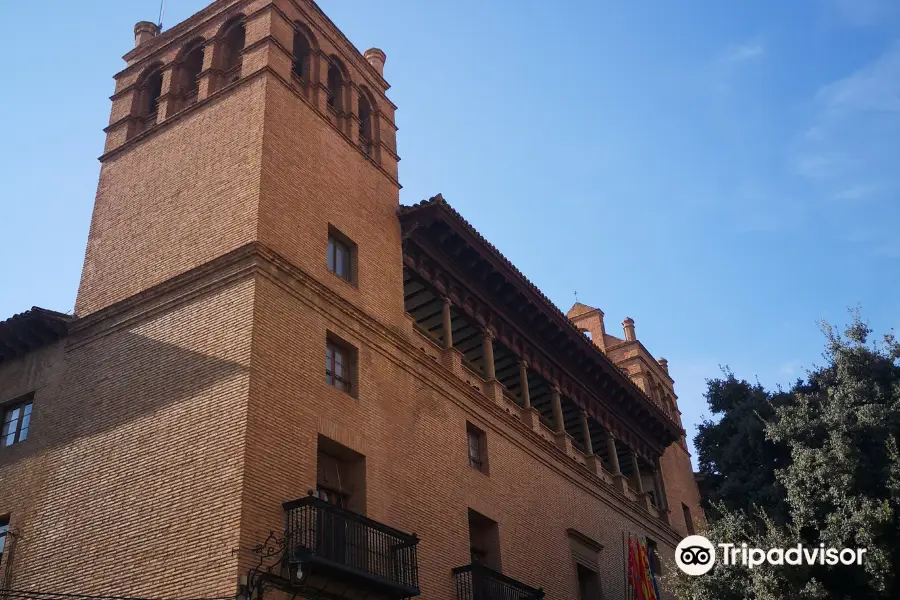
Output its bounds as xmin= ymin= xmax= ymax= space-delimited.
xmin=792 ymin=42 xmax=900 ymax=258
xmin=793 ymin=154 xmax=846 ymax=180
xmin=719 ymin=41 xmax=765 ymax=64
xmin=832 ymin=182 xmax=883 ymax=201
xmin=816 ymin=42 xmax=900 ymax=114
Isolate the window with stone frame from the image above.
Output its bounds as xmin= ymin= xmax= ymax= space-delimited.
xmin=568 ymin=528 xmax=604 ymax=600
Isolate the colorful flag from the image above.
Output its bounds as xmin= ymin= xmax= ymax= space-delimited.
xmin=627 ymin=537 xmax=643 ymax=600
xmin=638 ymin=542 xmax=658 ymax=600
xmin=647 ymin=543 xmax=662 ymax=600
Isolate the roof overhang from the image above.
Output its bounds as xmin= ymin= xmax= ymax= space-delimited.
xmin=0 ymin=307 xmax=72 ymax=365
xmin=399 ymin=195 xmax=683 ymax=452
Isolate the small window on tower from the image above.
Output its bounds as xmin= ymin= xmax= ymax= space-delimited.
xmin=325 ymin=333 xmax=357 ymax=397
xmin=131 ymin=64 xmax=164 ymax=138
xmin=146 ymin=71 xmax=163 ymax=117
xmin=327 ymin=60 xmax=343 ymax=110
xmin=358 ymin=92 xmax=373 ymax=156
xmin=292 ymin=29 xmax=312 ymax=86
xmin=177 ymin=39 xmax=205 ymax=109
xmin=221 ymin=19 xmax=246 ymax=84
xmin=327 ymin=226 xmax=357 ymax=284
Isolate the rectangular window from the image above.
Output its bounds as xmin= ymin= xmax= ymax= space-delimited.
xmin=683 ymin=503 xmax=695 ymax=535
xmin=327 ymin=227 xmax=357 ymax=284
xmin=466 ymin=423 xmax=487 ymax=473
xmin=2 ymin=397 xmax=32 ymax=447
xmin=0 ymin=516 xmax=7 ymax=563
xmin=325 ymin=335 xmax=357 ymax=396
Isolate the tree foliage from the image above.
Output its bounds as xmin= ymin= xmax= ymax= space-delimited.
xmin=694 ymin=372 xmax=792 ymax=523
xmin=675 ymin=315 xmax=900 ymax=599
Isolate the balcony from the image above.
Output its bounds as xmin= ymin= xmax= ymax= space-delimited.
xmin=283 ymin=495 xmax=420 ymax=600
xmin=453 ymin=564 xmax=544 ymax=600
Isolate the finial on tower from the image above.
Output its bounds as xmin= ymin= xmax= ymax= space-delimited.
xmin=364 ymin=48 xmax=387 ymax=76
xmin=134 ymin=21 xmax=160 ymax=47
xmin=622 ymin=317 xmax=636 ymax=342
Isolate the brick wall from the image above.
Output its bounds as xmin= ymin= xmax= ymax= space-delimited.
xmin=0 ymin=341 xmax=68 ymax=583
xmin=241 ymin=271 xmax=682 ymax=600
xmin=605 ymin=341 xmax=703 ymax=538
xmin=258 ymin=73 xmax=406 ymax=332
xmin=75 ymin=62 xmax=266 ymax=316
xmin=0 ymin=279 xmax=254 ymax=597
xmin=661 ymin=442 xmax=705 ymax=537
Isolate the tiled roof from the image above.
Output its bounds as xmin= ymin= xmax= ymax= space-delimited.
xmin=399 ymin=195 xmax=680 ymax=435
xmin=400 ymin=194 xmax=583 ymax=332
xmin=0 ymin=307 xmax=72 ymax=365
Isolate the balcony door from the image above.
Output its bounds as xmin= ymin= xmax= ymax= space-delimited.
xmin=316 ymin=437 xmax=368 ymax=573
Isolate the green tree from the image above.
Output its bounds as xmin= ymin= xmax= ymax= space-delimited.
xmin=694 ymin=372 xmax=792 ymax=523
xmin=675 ymin=315 xmax=900 ymax=599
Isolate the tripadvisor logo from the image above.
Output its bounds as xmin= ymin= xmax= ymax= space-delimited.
xmin=676 ymin=535 xmax=716 ymax=575
xmin=675 ymin=535 xmax=867 ymax=576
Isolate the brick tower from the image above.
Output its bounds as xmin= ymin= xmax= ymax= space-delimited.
xmin=568 ymin=303 xmax=705 ymax=536
xmin=14 ymin=0 xmax=404 ymax=597
xmin=77 ymin=0 xmax=401 ymax=322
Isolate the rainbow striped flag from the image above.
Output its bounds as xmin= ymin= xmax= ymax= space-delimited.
xmin=627 ymin=536 xmax=659 ymax=600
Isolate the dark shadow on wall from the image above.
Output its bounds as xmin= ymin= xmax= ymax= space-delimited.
xmin=0 ymin=329 xmax=248 ymax=468
xmin=0 ymin=328 xmax=251 ymax=595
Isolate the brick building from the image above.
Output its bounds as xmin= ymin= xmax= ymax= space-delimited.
xmin=0 ymin=1 xmax=703 ymax=600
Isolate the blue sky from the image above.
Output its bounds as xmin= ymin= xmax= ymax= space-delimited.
xmin=1 ymin=1 xmax=898 ymax=465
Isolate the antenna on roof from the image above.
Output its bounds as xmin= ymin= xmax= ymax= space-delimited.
xmin=158 ymin=0 xmax=167 ymax=29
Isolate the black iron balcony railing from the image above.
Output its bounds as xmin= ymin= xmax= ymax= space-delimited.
xmin=453 ymin=563 xmax=544 ymax=600
xmin=283 ymin=495 xmax=420 ymax=598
